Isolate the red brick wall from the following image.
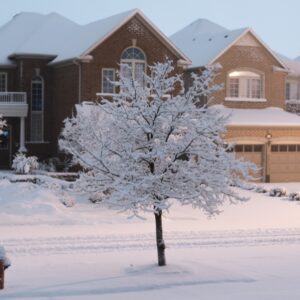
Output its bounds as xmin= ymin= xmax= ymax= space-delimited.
xmin=212 ymin=44 xmax=287 ymax=109
xmin=81 ymin=16 xmax=180 ymax=100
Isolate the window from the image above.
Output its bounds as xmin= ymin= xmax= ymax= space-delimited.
xmin=285 ymin=80 xmax=300 ymax=100
xmin=0 ymin=73 xmax=7 ymax=92
xmin=279 ymin=145 xmax=287 ymax=152
xmin=229 ymin=78 xmax=239 ymax=97
xmin=120 ymin=47 xmax=146 ymax=86
xmin=0 ymin=129 xmax=9 ymax=150
xmin=31 ymin=76 xmax=44 ymax=142
xmin=102 ymin=69 xmax=115 ymax=94
xmin=254 ymin=145 xmax=263 ymax=152
xmin=271 ymin=145 xmax=278 ymax=152
xmin=286 ymin=82 xmax=291 ymax=100
xmin=271 ymin=144 xmax=300 ymax=152
xmin=228 ymin=70 xmax=263 ymax=100
xmin=234 ymin=144 xmax=263 ymax=152
xmin=244 ymin=145 xmax=253 ymax=152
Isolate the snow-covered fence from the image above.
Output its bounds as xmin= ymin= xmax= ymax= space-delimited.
xmin=0 ymin=245 xmax=11 ymax=289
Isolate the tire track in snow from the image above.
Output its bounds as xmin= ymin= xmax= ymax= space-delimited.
xmin=2 ymin=228 xmax=300 ymax=256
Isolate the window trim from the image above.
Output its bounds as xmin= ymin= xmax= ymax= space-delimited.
xmin=0 ymin=72 xmax=7 ymax=92
xmin=285 ymin=79 xmax=300 ymax=101
xmin=101 ymin=68 xmax=115 ymax=94
xmin=227 ymin=69 xmax=265 ymax=102
xmin=120 ymin=47 xmax=147 ymax=84
xmin=30 ymin=76 xmax=44 ymax=142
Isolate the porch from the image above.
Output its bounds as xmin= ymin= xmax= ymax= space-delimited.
xmin=0 ymin=92 xmax=28 ymax=154
xmin=0 ymin=92 xmax=27 ymax=117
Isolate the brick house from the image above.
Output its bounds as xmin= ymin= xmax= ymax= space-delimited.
xmin=171 ymin=19 xmax=300 ymax=182
xmin=0 ymin=9 xmax=190 ymax=168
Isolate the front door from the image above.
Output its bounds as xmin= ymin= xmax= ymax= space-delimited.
xmin=0 ymin=126 xmax=11 ymax=168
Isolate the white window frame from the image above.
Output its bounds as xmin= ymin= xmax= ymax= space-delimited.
xmin=101 ymin=68 xmax=115 ymax=94
xmin=226 ymin=70 xmax=266 ymax=102
xmin=0 ymin=72 xmax=7 ymax=92
xmin=30 ymin=76 xmax=44 ymax=142
xmin=120 ymin=47 xmax=147 ymax=85
xmin=285 ymin=80 xmax=300 ymax=101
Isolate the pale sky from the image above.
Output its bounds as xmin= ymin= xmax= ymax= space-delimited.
xmin=1 ymin=0 xmax=300 ymax=59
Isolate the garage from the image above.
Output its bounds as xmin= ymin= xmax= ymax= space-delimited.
xmin=269 ymin=144 xmax=300 ymax=182
xmin=234 ymin=144 xmax=264 ymax=181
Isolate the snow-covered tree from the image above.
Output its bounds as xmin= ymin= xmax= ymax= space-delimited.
xmin=59 ymin=61 xmax=255 ymax=266
xmin=0 ymin=115 xmax=5 ymax=135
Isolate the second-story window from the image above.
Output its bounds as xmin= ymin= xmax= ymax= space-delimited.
xmin=228 ymin=70 xmax=263 ymax=100
xmin=120 ymin=47 xmax=146 ymax=86
xmin=0 ymin=72 xmax=7 ymax=92
xmin=31 ymin=76 xmax=44 ymax=142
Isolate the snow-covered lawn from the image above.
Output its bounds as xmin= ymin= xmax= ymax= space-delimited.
xmin=0 ymin=175 xmax=300 ymax=299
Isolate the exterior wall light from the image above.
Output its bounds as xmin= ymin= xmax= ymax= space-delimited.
xmin=265 ymin=132 xmax=272 ymax=145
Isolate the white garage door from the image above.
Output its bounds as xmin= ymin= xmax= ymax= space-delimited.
xmin=269 ymin=144 xmax=300 ymax=182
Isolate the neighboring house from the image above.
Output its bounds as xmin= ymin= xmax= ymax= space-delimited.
xmin=0 ymin=9 xmax=190 ymax=168
xmin=279 ymin=55 xmax=300 ymax=113
xmin=171 ymin=19 xmax=300 ymax=182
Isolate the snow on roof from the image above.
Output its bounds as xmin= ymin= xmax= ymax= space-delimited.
xmin=170 ymin=19 xmax=286 ymax=70
xmin=276 ymin=53 xmax=300 ymax=77
xmin=170 ymin=18 xmax=248 ymax=68
xmin=210 ymin=105 xmax=300 ymax=127
xmin=0 ymin=9 xmax=190 ymax=66
xmin=0 ymin=9 xmax=140 ymax=65
xmin=0 ymin=12 xmax=45 ymax=65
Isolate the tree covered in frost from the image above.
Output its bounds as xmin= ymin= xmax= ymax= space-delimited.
xmin=59 ymin=61 xmax=255 ymax=266
xmin=0 ymin=115 xmax=5 ymax=134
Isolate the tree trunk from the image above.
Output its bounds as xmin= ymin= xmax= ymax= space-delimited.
xmin=155 ymin=209 xmax=166 ymax=266
xmin=0 ymin=260 xmax=4 ymax=289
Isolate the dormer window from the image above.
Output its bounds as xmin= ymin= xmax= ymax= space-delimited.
xmin=226 ymin=70 xmax=265 ymax=102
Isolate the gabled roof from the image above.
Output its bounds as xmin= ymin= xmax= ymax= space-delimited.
xmin=0 ymin=9 xmax=190 ymax=66
xmin=170 ymin=19 xmax=287 ymax=70
xmin=276 ymin=52 xmax=300 ymax=77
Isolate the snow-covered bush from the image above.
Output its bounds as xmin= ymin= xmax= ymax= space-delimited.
xmin=0 ymin=115 xmax=6 ymax=135
xmin=255 ymin=186 xmax=269 ymax=193
xmin=38 ymin=160 xmax=57 ymax=172
xmin=288 ymin=192 xmax=300 ymax=201
xmin=269 ymin=187 xmax=287 ymax=197
xmin=89 ymin=192 xmax=105 ymax=203
xmin=11 ymin=153 xmax=39 ymax=174
xmin=0 ymin=245 xmax=11 ymax=270
xmin=60 ymin=192 xmax=76 ymax=207
xmin=59 ymin=60 xmax=255 ymax=266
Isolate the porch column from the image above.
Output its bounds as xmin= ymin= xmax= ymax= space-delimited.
xmin=19 ymin=117 xmax=27 ymax=153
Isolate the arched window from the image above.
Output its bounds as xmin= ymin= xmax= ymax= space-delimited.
xmin=228 ymin=70 xmax=263 ymax=100
xmin=120 ymin=47 xmax=146 ymax=86
xmin=31 ymin=76 xmax=44 ymax=142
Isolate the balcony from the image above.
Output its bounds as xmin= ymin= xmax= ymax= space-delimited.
xmin=0 ymin=92 xmax=28 ymax=117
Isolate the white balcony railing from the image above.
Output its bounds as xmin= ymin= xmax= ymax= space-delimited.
xmin=0 ymin=92 xmax=28 ymax=117
xmin=0 ymin=92 xmax=27 ymax=104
